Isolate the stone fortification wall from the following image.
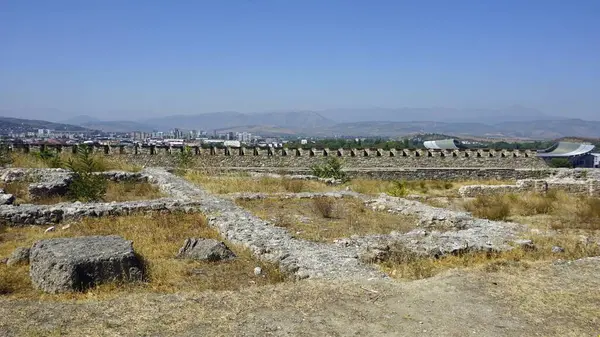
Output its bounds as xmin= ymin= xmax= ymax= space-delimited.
xmin=10 ymin=143 xmax=548 ymax=169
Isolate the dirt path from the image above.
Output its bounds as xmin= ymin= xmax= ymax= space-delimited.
xmin=2 ymin=258 xmax=598 ymax=337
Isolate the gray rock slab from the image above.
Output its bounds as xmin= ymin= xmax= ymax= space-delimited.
xmin=6 ymin=247 xmax=30 ymax=266
xmin=0 ymin=194 xmax=15 ymax=205
xmin=29 ymin=235 xmax=143 ymax=293
xmin=177 ymin=238 xmax=236 ymax=261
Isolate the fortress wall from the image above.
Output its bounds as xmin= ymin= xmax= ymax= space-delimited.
xmin=10 ymin=144 xmax=548 ymax=169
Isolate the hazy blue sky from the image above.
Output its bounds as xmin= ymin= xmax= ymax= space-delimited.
xmin=1 ymin=0 xmax=599 ymax=120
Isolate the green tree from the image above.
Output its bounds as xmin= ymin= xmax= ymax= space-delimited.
xmin=548 ymin=158 xmax=573 ymax=168
xmin=310 ymin=157 xmax=348 ymax=181
xmin=66 ymin=145 xmax=107 ymax=202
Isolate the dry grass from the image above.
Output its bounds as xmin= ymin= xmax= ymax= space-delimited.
xmin=103 ymin=181 xmax=164 ymax=202
xmin=381 ymin=233 xmax=600 ymax=280
xmin=236 ymin=197 xmax=418 ymax=242
xmin=312 ymin=197 xmax=335 ymax=218
xmin=10 ymin=152 xmax=141 ymax=172
xmin=1 ymin=181 xmax=164 ymax=205
xmin=347 ymin=179 xmax=513 ymax=197
xmin=463 ymin=191 xmax=600 ymax=230
xmin=184 ymin=171 xmax=335 ymax=194
xmin=0 ymin=213 xmax=283 ymax=299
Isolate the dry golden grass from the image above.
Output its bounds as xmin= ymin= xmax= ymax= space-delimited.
xmin=347 ymin=179 xmax=513 ymax=197
xmin=463 ymin=191 xmax=600 ymax=230
xmin=184 ymin=171 xmax=335 ymax=194
xmin=236 ymin=197 xmax=418 ymax=242
xmin=381 ymin=233 xmax=600 ymax=280
xmin=103 ymin=181 xmax=164 ymax=202
xmin=10 ymin=152 xmax=142 ymax=172
xmin=1 ymin=181 xmax=164 ymax=205
xmin=483 ymin=257 xmax=600 ymax=336
xmin=0 ymin=213 xmax=283 ymax=299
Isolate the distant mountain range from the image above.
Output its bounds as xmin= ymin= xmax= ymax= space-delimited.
xmin=2 ymin=106 xmax=600 ymax=139
xmin=0 ymin=116 xmax=91 ymax=134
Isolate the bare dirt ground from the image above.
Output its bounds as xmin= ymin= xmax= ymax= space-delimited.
xmin=1 ymin=258 xmax=598 ymax=337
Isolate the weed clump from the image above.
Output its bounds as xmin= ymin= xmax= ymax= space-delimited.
xmin=282 ymin=179 xmax=305 ymax=193
xmin=387 ymin=181 xmax=409 ymax=197
xmin=463 ymin=195 xmax=511 ymax=220
xmin=312 ymin=197 xmax=336 ymax=218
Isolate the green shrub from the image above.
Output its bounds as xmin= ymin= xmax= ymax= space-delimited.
xmin=0 ymin=144 xmax=12 ymax=167
xmin=310 ymin=157 xmax=348 ymax=181
xmin=176 ymin=146 xmax=195 ymax=169
xmin=387 ymin=180 xmax=408 ymax=197
xmin=549 ymin=158 xmax=572 ymax=168
xmin=66 ymin=145 xmax=107 ymax=202
xmin=36 ymin=148 xmax=62 ymax=168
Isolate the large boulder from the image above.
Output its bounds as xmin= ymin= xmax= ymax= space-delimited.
xmin=176 ymin=238 xmax=236 ymax=262
xmin=29 ymin=235 xmax=143 ymax=293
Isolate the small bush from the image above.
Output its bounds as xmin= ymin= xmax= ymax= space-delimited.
xmin=387 ymin=180 xmax=408 ymax=197
xmin=176 ymin=146 xmax=194 ymax=170
xmin=282 ymin=179 xmax=304 ymax=193
xmin=36 ymin=148 xmax=62 ymax=168
xmin=463 ymin=195 xmax=511 ymax=221
xmin=312 ymin=197 xmax=336 ymax=218
xmin=0 ymin=144 xmax=12 ymax=167
xmin=66 ymin=145 xmax=107 ymax=202
xmin=549 ymin=158 xmax=572 ymax=168
xmin=310 ymin=157 xmax=347 ymax=181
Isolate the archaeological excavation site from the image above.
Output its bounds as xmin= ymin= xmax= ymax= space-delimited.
xmin=1 ymin=144 xmax=599 ymax=336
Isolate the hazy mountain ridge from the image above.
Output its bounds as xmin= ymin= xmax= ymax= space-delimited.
xmin=4 ymin=106 xmax=599 ymax=139
xmin=0 ymin=116 xmax=92 ymax=133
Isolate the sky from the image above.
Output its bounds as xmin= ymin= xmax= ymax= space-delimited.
xmin=1 ymin=0 xmax=599 ymax=121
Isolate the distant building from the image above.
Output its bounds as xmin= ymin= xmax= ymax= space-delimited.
xmin=537 ymin=142 xmax=596 ymax=168
xmin=592 ymin=153 xmax=600 ymax=168
xmin=423 ymin=139 xmax=466 ymax=150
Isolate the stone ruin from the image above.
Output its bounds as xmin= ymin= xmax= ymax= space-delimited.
xmin=458 ymin=169 xmax=600 ymax=197
xmin=3 ymin=165 xmax=596 ymax=293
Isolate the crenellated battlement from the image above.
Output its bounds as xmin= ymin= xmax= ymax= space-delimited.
xmin=6 ymin=143 xmax=547 ymax=169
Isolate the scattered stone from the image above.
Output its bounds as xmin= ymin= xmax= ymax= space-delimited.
xmin=0 ymin=188 xmax=4 ymax=194
xmin=254 ymin=266 xmax=262 ymax=275
xmin=6 ymin=247 xmax=30 ymax=266
xmin=44 ymin=226 xmax=55 ymax=233
xmin=176 ymin=238 xmax=236 ymax=262
xmin=514 ymin=239 xmax=536 ymax=251
xmin=359 ymin=244 xmax=391 ymax=263
xmin=552 ymin=246 xmax=565 ymax=253
xmin=61 ymin=224 xmax=71 ymax=230
xmin=29 ymin=235 xmax=143 ymax=293
xmin=0 ymin=194 xmax=15 ymax=205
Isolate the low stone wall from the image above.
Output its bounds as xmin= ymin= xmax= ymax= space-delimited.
xmin=459 ymin=178 xmax=600 ymax=197
xmin=186 ymin=167 xmax=553 ymax=181
xmin=0 ymin=198 xmax=200 ymax=226
xmin=1 ymin=168 xmax=150 ymax=200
